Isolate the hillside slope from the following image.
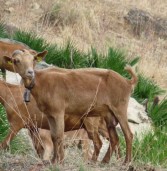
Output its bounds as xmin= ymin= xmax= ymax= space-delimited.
xmin=1 ymin=0 xmax=167 ymax=89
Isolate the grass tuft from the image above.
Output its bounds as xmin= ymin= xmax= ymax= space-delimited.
xmin=133 ymin=74 xmax=165 ymax=103
xmin=148 ymin=98 xmax=167 ymax=128
xmin=0 ymin=22 xmax=8 ymax=38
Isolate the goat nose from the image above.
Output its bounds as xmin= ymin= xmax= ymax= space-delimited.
xmin=27 ymin=70 xmax=34 ymax=77
xmin=28 ymin=70 xmax=33 ymax=75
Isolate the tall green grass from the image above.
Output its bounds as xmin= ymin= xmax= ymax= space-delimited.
xmin=119 ymin=128 xmax=167 ymax=167
xmin=133 ymin=129 xmax=167 ymax=167
xmin=0 ymin=22 xmax=8 ymax=38
xmin=133 ymin=74 xmax=165 ymax=103
xmin=0 ymin=105 xmax=9 ymax=143
xmin=148 ymin=97 xmax=167 ymax=128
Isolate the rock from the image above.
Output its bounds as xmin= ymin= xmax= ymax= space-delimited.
xmin=31 ymin=2 xmax=40 ymax=10
xmin=117 ymin=97 xmax=152 ymax=138
xmin=6 ymin=70 xmax=21 ymax=85
xmin=35 ymin=61 xmax=53 ymax=69
xmin=128 ymin=97 xmax=152 ymax=137
xmin=5 ymin=7 xmax=14 ymax=13
xmin=124 ymin=8 xmax=167 ymax=39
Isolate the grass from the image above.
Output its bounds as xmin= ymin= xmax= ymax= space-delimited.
xmin=0 ymin=105 xmax=9 ymax=143
xmin=0 ymin=22 xmax=8 ymax=38
xmin=0 ymin=104 xmax=32 ymax=154
xmin=148 ymin=97 xmax=167 ymax=128
xmin=133 ymin=129 xmax=167 ymax=167
xmin=133 ymin=74 xmax=165 ymax=103
xmin=118 ymin=128 xmax=167 ymax=168
xmin=12 ymin=30 xmax=140 ymax=70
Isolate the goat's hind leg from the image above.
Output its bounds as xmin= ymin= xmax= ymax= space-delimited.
xmin=102 ymin=114 xmax=120 ymax=163
xmin=112 ymin=107 xmax=133 ymax=163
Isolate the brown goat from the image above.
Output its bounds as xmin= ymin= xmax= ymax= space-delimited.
xmin=0 ymin=79 xmax=111 ymax=161
xmin=3 ymin=49 xmax=137 ymax=165
xmin=0 ymin=38 xmax=36 ymax=79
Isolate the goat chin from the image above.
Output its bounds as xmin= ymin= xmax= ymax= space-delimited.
xmin=24 ymin=77 xmax=35 ymax=89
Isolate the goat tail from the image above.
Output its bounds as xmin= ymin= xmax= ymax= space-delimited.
xmin=124 ymin=65 xmax=138 ymax=85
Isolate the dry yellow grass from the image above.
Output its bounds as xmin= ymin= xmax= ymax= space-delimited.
xmin=2 ymin=0 xmax=167 ymax=90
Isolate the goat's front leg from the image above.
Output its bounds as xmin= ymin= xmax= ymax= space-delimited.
xmin=47 ymin=112 xmax=65 ymax=164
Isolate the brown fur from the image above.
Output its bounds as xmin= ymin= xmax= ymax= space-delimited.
xmin=0 ymin=79 xmax=110 ymax=161
xmin=3 ymin=49 xmax=137 ymax=164
xmin=0 ymin=39 xmax=36 ymax=79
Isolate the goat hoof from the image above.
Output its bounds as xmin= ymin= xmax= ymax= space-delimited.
xmin=123 ymin=159 xmax=131 ymax=165
xmin=42 ymin=160 xmax=51 ymax=166
xmin=101 ymin=158 xmax=110 ymax=164
xmin=101 ymin=160 xmax=109 ymax=164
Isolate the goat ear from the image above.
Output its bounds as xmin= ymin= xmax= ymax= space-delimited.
xmin=3 ymin=56 xmax=14 ymax=65
xmin=34 ymin=50 xmax=48 ymax=62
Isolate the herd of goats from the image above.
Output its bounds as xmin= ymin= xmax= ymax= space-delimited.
xmin=0 ymin=38 xmax=138 ymax=168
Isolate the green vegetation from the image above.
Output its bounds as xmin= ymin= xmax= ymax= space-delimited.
xmin=0 ymin=104 xmax=32 ymax=154
xmin=133 ymin=74 xmax=165 ymax=103
xmin=119 ymin=128 xmax=167 ymax=167
xmin=0 ymin=105 xmax=9 ymax=143
xmin=148 ymin=97 xmax=167 ymax=128
xmin=0 ymin=23 xmax=166 ymax=168
xmin=0 ymin=22 xmax=8 ymax=38
xmin=133 ymin=129 xmax=167 ymax=167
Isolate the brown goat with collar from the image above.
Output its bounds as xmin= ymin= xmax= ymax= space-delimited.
xmin=3 ymin=49 xmax=137 ymax=165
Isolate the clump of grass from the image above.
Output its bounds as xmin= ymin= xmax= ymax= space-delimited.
xmin=147 ymin=97 xmax=167 ymax=128
xmin=0 ymin=22 xmax=8 ymax=38
xmin=46 ymin=41 xmax=89 ymax=68
xmin=13 ymin=30 xmax=49 ymax=52
xmin=99 ymin=48 xmax=131 ymax=75
xmin=133 ymin=129 xmax=167 ymax=167
xmin=119 ymin=129 xmax=167 ymax=167
xmin=133 ymin=74 xmax=165 ymax=103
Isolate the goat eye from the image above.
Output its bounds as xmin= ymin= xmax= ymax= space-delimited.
xmin=14 ymin=59 xmax=20 ymax=65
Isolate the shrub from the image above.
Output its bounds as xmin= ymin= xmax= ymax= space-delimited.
xmin=148 ymin=98 xmax=167 ymax=128
xmin=133 ymin=74 xmax=165 ymax=103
